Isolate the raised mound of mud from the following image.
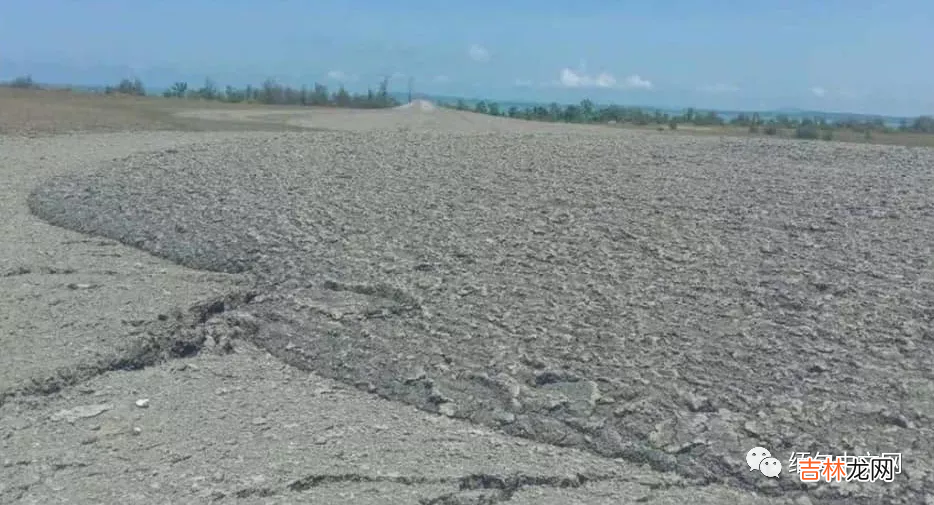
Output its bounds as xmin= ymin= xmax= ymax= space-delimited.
xmin=29 ymin=130 xmax=934 ymax=502
xmin=394 ymin=99 xmax=437 ymax=112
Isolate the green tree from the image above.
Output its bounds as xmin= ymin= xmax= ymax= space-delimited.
xmin=795 ymin=124 xmax=820 ymax=139
xmin=224 ymin=85 xmax=244 ymax=102
xmin=548 ymin=102 xmax=561 ymax=121
xmin=197 ymin=78 xmax=218 ymax=100
xmin=109 ymin=78 xmax=145 ymax=96
xmin=580 ymin=99 xmax=595 ymax=121
xmin=163 ymin=81 xmax=188 ymax=98
xmin=474 ymin=101 xmax=489 ymax=114
xmin=911 ymin=116 xmax=934 ymax=133
xmin=260 ymin=78 xmax=283 ymax=104
xmin=333 ymin=85 xmax=351 ymax=107
xmin=563 ymin=104 xmax=582 ymax=122
xmin=6 ymin=75 xmax=39 ymax=89
xmin=377 ymin=76 xmax=391 ymax=107
xmin=311 ymin=83 xmax=329 ymax=105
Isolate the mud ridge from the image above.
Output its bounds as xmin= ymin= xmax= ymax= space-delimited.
xmin=227 ymin=471 xmax=615 ymax=504
xmin=0 ymin=289 xmax=258 ymax=407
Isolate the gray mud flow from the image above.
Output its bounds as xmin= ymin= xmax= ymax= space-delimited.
xmin=27 ymin=130 xmax=934 ymax=502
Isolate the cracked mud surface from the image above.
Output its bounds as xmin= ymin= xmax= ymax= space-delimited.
xmin=25 ymin=123 xmax=934 ymax=503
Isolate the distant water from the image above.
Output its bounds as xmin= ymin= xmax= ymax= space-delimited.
xmin=399 ymin=92 xmax=910 ymax=128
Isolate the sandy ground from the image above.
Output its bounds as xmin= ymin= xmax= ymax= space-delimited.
xmin=1 ymin=91 xmax=931 ymax=504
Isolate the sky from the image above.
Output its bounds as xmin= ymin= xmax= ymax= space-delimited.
xmin=2 ymin=0 xmax=933 ymax=116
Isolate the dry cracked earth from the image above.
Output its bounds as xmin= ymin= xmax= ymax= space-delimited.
xmin=2 ymin=94 xmax=934 ymax=504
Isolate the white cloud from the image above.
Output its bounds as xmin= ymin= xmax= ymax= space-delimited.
xmin=622 ymin=75 xmax=653 ymax=90
xmin=553 ymin=68 xmax=652 ymax=90
xmin=811 ymin=86 xmax=827 ymax=97
xmin=595 ymin=73 xmax=617 ymax=88
xmin=558 ymin=68 xmax=587 ymax=87
xmin=327 ymin=70 xmax=356 ymax=82
xmin=558 ymin=68 xmax=619 ymax=88
xmin=514 ymin=79 xmax=534 ymax=87
xmin=432 ymin=75 xmax=450 ymax=83
xmin=700 ymin=83 xmax=740 ymax=93
xmin=468 ymin=44 xmax=490 ymax=62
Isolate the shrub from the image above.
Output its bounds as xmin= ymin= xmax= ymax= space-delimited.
xmin=764 ymin=124 xmax=778 ymax=135
xmin=105 ymin=78 xmax=145 ymax=96
xmin=795 ymin=124 xmax=820 ymax=139
xmin=668 ymin=120 xmax=678 ymax=130
xmin=5 ymin=75 xmax=40 ymax=89
xmin=821 ymin=130 xmax=833 ymax=141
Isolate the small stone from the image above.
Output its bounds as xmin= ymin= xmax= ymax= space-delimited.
xmin=132 ymin=427 xmax=142 ymax=435
xmin=80 ymin=435 xmax=99 ymax=445
xmin=405 ymin=368 xmax=427 ymax=384
xmin=493 ymin=411 xmax=516 ymax=424
xmin=880 ymin=410 xmax=912 ymax=429
xmin=135 ymin=399 xmax=150 ymax=408
xmin=438 ymin=403 xmax=458 ymax=417
xmin=743 ymin=420 xmax=762 ymax=436
xmin=428 ymin=386 xmax=450 ymax=404
xmin=794 ymin=496 xmax=814 ymax=505
xmin=50 ymin=404 xmax=113 ymax=423
xmin=807 ymin=362 xmax=829 ymax=374
xmin=252 ymin=417 xmax=268 ymax=426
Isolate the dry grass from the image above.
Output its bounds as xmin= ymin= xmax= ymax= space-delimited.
xmin=0 ymin=88 xmax=311 ymax=136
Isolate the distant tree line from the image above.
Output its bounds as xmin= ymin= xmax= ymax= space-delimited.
xmin=2 ymin=74 xmax=41 ymax=89
xmin=4 ymin=74 xmax=934 ymax=137
xmin=0 ymin=74 xmax=401 ymax=109
xmin=158 ymin=77 xmax=399 ymax=108
xmin=442 ymin=98 xmax=934 ymax=140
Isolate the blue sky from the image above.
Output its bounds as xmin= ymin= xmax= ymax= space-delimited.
xmin=2 ymin=0 xmax=932 ymax=116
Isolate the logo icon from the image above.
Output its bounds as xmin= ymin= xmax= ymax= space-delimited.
xmin=760 ymin=457 xmax=783 ymax=478
xmin=747 ymin=447 xmax=782 ymax=478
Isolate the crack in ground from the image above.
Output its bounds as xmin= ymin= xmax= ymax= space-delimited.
xmin=0 ymin=289 xmax=257 ymax=408
xmin=421 ymin=473 xmax=597 ymax=505
xmin=228 ymin=472 xmax=618 ymax=503
xmin=1 ymin=265 xmax=77 ymax=277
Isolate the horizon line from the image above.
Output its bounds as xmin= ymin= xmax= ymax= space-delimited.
xmin=7 ymin=77 xmax=924 ymax=121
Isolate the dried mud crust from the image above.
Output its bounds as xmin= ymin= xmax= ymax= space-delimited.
xmin=28 ymin=130 xmax=934 ymax=502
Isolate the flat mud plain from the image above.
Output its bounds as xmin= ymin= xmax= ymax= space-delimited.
xmin=3 ymin=90 xmax=934 ymax=504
